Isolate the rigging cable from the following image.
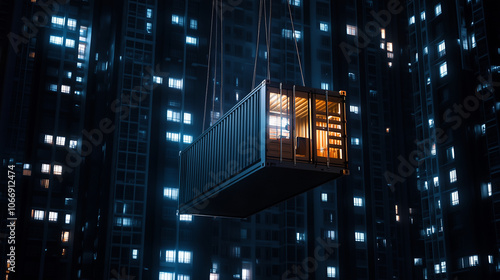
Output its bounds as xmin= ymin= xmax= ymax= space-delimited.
xmin=252 ymin=0 xmax=264 ymax=89
xmin=211 ymin=0 xmax=219 ymax=125
xmin=220 ymin=0 xmax=224 ymax=115
xmin=203 ymin=0 xmax=216 ymax=132
xmin=286 ymin=0 xmax=305 ymax=86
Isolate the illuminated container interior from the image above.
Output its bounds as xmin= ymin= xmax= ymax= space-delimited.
xmin=179 ymin=80 xmax=348 ymax=218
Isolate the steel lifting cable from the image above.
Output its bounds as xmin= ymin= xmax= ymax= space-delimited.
xmin=267 ymin=0 xmax=272 ymax=81
xmin=211 ymin=0 xmax=219 ymax=125
xmin=203 ymin=0 xmax=216 ymax=132
xmin=263 ymin=0 xmax=270 ymax=81
xmin=252 ymin=0 xmax=264 ymax=89
xmin=286 ymin=0 xmax=305 ymax=86
xmin=220 ymin=0 xmax=224 ymax=115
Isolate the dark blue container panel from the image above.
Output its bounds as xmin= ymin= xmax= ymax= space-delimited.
xmin=179 ymin=83 xmax=267 ymax=215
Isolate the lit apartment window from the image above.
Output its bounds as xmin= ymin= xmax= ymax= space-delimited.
xmin=184 ymin=113 xmax=192 ymax=124
xmin=75 ymin=91 xmax=82 ymax=95
xmin=350 ymin=105 xmax=359 ymax=114
xmin=348 ymin=72 xmax=356 ymax=80
xmin=186 ymin=36 xmax=198 ymax=45
xmin=65 ymin=214 xmax=71 ymax=224
xmin=451 ymin=190 xmax=459 ymax=206
xmin=32 ymin=209 xmax=44 ymax=220
xmin=387 ymin=52 xmax=394 ymax=59
xmin=166 ymin=110 xmax=181 ymax=122
xmin=438 ymin=40 xmax=446 ymax=57
xmin=434 ymin=264 xmax=440 ymax=274
xmin=409 ymin=15 xmax=415 ymax=25
xmin=414 ymin=258 xmax=422 ymax=265
xmin=320 ymin=22 xmax=329 ymax=32
xmin=61 ymin=231 xmax=70 ymax=242
xmin=424 ymin=46 xmax=428 ymax=54
xmin=44 ymin=134 xmax=53 ymax=144
xmin=346 ymin=25 xmax=357 ymax=36
xmin=433 ymin=177 xmax=439 ymax=187
xmin=166 ymin=132 xmax=180 ymax=142
xmin=159 ymin=272 xmax=175 ymax=280
xmin=54 ymin=165 xmax=63 ymax=175
xmin=447 ymin=146 xmax=455 ymax=160
xmin=441 ymin=261 xmax=446 ymax=273
xmin=421 ymin=11 xmax=426 ymax=21
xmin=61 ymin=85 xmax=71 ymax=94
xmin=321 ymin=193 xmax=328 ymax=202
xmin=168 ymin=78 xmax=183 ymax=89
xmin=67 ymin=18 xmax=77 ymax=31
xmin=242 ymin=269 xmax=250 ymax=280
xmin=488 ymin=182 xmax=492 ymax=197
xmin=351 ymin=138 xmax=360 ymax=146
xmin=178 ymin=251 xmax=192 ymax=264
xmin=62 ymin=248 xmax=66 ymax=256
xmin=69 ymin=140 xmax=77 ymax=149
xmin=326 ymin=230 xmax=335 ymax=240
xmin=78 ymin=43 xmax=86 ymax=60
xmin=49 ymin=84 xmax=58 ymax=92
xmin=147 ymin=22 xmax=153 ymax=33
xmin=172 ymin=15 xmax=183 ymax=26
xmin=321 ymin=83 xmax=329 ymax=90
xmin=387 ymin=42 xmax=393 ymax=52
xmin=183 ymin=135 xmax=193 ymax=144
xmin=296 ymin=232 xmax=305 ymax=241
xmin=179 ymin=214 xmax=193 ymax=221
xmin=355 ymin=232 xmax=365 ymax=242
xmin=153 ymin=76 xmax=163 ymax=84
xmin=56 ymin=136 xmax=65 ymax=146
xmin=282 ymin=29 xmax=301 ymax=40
xmin=469 ymin=255 xmax=478 ymax=266
xmin=147 ymin=8 xmax=152 ymax=18
xmin=80 ymin=26 xmax=88 ymax=37
xmin=163 ymin=187 xmax=179 ymax=200
xmin=132 ymin=249 xmax=138 ymax=259
xmin=190 ymin=19 xmax=198 ymax=29
xmin=77 ymin=62 xmax=83 ymax=68
xmin=471 ymin=33 xmax=476 ymax=48
xmin=41 ymin=164 xmax=51 ymax=174
xmin=51 ymin=16 xmax=65 ymax=28
xmin=48 ymin=211 xmax=58 ymax=222
xmin=178 ymin=275 xmax=190 ymax=280
xmin=49 ymin=35 xmax=63 ymax=45
xmin=437 ymin=199 xmax=441 ymax=209
xmin=488 ymin=255 xmax=494 ymax=264
xmin=381 ymin=28 xmax=385 ymax=39
xmin=354 ymin=197 xmax=363 ymax=207
xmin=435 ymin=3 xmax=442 ymax=16
xmin=327 ymin=266 xmax=336 ymax=278
xmin=450 ymin=169 xmax=457 ymax=183
xmin=66 ymin=72 xmax=72 ymax=79
xmin=41 ymin=179 xmax=50 ymax=188
xmin=439 ymin=62 xmax=448 ymax=77
xmin=289 ymin=0 xmax=300 ymax=6
xmin=65 ymin=39 xmax=75 ymax=48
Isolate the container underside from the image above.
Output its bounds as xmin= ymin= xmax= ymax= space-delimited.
xmin=180 ymin=164 xmax=345 ymax=218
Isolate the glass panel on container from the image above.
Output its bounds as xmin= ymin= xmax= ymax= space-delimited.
xmin=269 ymin=92 xmax=290 ymax=140
xmin=295 ymin=93 xmax=309 ymax=158
xmin=316 ymin=130 xmax=328 ymax=157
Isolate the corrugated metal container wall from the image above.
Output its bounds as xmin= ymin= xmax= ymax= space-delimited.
xmin=179 ymin=83 xmax=266 ymax=213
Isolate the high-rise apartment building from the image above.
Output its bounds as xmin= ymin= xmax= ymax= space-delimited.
xmin=406 ymin=0 xmax=500 ymax=279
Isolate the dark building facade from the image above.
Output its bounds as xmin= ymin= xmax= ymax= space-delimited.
xmin=404 ymin=0 xmax=500 ymax=279
xmin=3 ymin=1 xmax=499 ymax=280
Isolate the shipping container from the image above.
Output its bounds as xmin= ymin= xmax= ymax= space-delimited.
xmin=179 ymin=80 xmax=348 ymax=217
